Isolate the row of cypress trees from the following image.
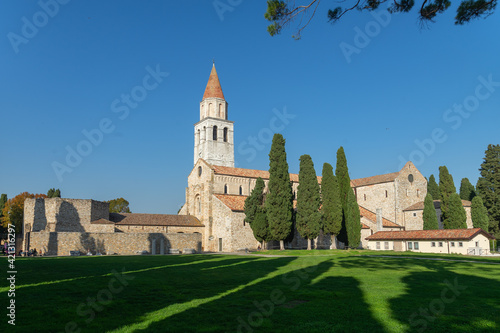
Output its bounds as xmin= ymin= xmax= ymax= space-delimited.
xmin=244 ymin=134 xmax=360 ymax=250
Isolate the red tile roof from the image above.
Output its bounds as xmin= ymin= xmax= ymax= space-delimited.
xmin=90 ymin=218 xmax=115 ymax=225
xmin=404 ymin=199 xmax=472 ymax=211
xmin=107 ymin=213 xmax=203 ymax=227
xmin=212 ymin=165 xmax=321 ymax=183
xmin=350 ymin=172 xmax=400 ymax=187
xmin=203 ymin=64 xmax=225 ymax=100
xmin=358 ymin=206 xmax=403 ymax=228
xmin=214 ymin=194 xmax=247 ymax=211
xmin=366 ymin=228 xmax=494 ymax=241
xmin=361 ymin=223 xmax=370 ymax=229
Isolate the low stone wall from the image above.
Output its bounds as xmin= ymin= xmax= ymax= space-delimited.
xmin=28 ymin=232 xmax=202 ymax=256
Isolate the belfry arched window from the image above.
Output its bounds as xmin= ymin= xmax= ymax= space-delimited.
xmin=239 ymin=186 xmax=243 ymax=195
xmin=223 ymin=127 xmax=228 ymax=142
xmin=224 ymin=184 xmax=228 ymax=194
xmin=213 ymin=126 xmax=218 ymax=141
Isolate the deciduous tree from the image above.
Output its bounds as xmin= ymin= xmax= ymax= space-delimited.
xmin=107 ymin=198 xmax=131 ymax=213
xmin=296 ymin=155 xmax=321 ymax=250
xmin=266 ymin=134 xmax=294 ymax=250
xmin=1 ymin=192 xmax=47 ymax=231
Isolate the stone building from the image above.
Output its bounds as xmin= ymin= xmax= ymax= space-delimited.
xmin=23 ymin=198 xmax=203 ymax=256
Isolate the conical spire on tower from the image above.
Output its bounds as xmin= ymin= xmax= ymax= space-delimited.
xmin=203 ymin=64 xmax=225 ymax=100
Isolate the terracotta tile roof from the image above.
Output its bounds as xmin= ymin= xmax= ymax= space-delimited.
xmin=212 ymin=165 xmax=321 ymax=183
xmin=366 ymin=228 xmax=494 ymax=241
xmin=90 ymin=218 xmax=115 ymax=225
xmin=358 ymin=206 xmax=403 ymax=228
xmin=108 ymin=213 xmax=203 ymax=227
xmin=404 ymin=199 xmax=472 ymax=211
xmin=214 ymin=194 xmax=247 ymax=211
xmin=361 ymin=223 xmax=370 ymax=229
xmin=203 ymin=64 xmax=225 ymax=100
xmin=351 ymin=172 xmax=400 ymax=187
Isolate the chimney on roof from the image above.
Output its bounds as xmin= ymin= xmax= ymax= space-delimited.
xmin=376 ymin=208 xmax=383 ymax=232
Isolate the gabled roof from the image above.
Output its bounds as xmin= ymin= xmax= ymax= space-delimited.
xmin=351 ymin=172 xmax=400 ymax=187
xmin=358 ymin=206 xmax=403 ymax=228
xmin=203 ymin=64 xmax=225 ymax=100
xmin=106 ymin=213 xmax=203 ymax=227
xmin=403 ymin=199 xmax=472 ymax=211
xmin=214 ymin=194 xmax=247 ymax=211
xmin=212 ymin=165 xmax=321 ymax=183
xmin=366 ymin=228 xmax=494 ymax=241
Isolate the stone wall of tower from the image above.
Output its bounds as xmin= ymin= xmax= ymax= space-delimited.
xmin=194 ymin=118 xmax=234 ymax=167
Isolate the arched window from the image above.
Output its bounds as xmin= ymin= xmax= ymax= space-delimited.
xmin=223 ymin=127 xmax=228 ymax=142
xmin=198 ymin=166 xmax=202 ymax=177
xmin=213 ymin=126 xmax=218 ymax=141
xmin=219 ymin=104 xmax=223 ymax=118
xmin=385 ymin=190 xmax=388 ymax=198
xmin=197 ymin=196 xmax=201 ymax=214
xmin=209 ymin=103 xmax=213 ymax=116
xmin=239 ymin=186 xmax=243 ymax=195
xmin=364 ymin=194 xmax=366 ymax=201
xmin=224 ymin=184 xmax=228 ymax=194
xmin=197 ymin=129 xmax=201 ymax=144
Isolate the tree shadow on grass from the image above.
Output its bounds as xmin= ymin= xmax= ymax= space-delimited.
xmin=135 ymin=259 xmax=388 ymax=333
xmin=389 ymin=269 xmax=500 ymax=332
xmin=15 ymin=255 xmax=296 ymax=333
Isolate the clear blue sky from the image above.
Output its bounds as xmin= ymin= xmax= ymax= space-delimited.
xmin=1 ymin=1 xmax=499 ymax=214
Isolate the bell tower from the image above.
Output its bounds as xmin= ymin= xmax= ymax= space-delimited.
xmin=194 ymin=64 xmax=234 ymax=167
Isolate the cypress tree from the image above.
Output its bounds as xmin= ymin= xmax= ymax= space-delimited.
xmin=476 ymin=144 xmax=500 ymax=236
xmin=459 ymin=178 xmax=476 ymax=201
xmin=244 ymin=178 xmax=270 ymax=248
xmin=321 ymin=163 xmax=342 ymax=248
xmin=54 ymin=189 xmax=61 ymax=198
xmin=296 ymin=155 xmax=321 ymax=250
xmin=444 ymin=193 xmax=467 ymax=229
xmin=471 ymin=196 xmax=489 ymax=231
xmin=439 ymin=166 xmax=456 ymax=225
xmin=345 ymin=188 xmax=361 ymax=248
xmin=47 ymin=188 xmax=54 ymax=198
xmin=266 ymin=134 xmax=293 ymax=250
xmin=335 ymin=147 xmax=360 ymax=248
xmin=427 ymin=174 xmax=440 ymax=200
xmin=423 ymin=193 xmax=439 ymax=230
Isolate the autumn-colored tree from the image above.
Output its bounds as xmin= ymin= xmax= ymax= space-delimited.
xmin=1 ymin=192 xmax=47 ymax=232
xmin=107 ymin=198 xmax=132 ymax=213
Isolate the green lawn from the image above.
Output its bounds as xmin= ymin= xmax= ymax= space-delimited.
xmin=1 ymin=251 xmax=499 ymax=333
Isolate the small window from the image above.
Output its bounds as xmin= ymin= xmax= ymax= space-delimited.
xmin=414 ymin=242 xmax=419 ymax=250
xmin=384 ymin=242 xmax=389 ymax=250
xmin=431 ymin=242 xmax=436 ymax=247
xmin=224 ymin=184 xmax=228 ymax=194
xmin=243 ymin=220 xmax=245 ymax=226
xmin=198 ymin=166 xmax=202 ymax=177
xmin=413 ymin=212 xmax=417 ymax=217
xmin=364 ymin=194 xmax=366 ymax=201
xmin=408 ymin=242 xmax=413 ymax=250
xmin=450 ymin=242 xmax=455 ymax=247
xmin=385 ymin=190 xmax=388 ymax=198
xmin=417 ymin=189 xmax=420 ymax=197
xmin=376 ymin=242 xmax=380 ymax=250
xmin=438 ymin=242 xmax=443 ymax=247
xmin=459 ymin=242 xmax=463 ymax=247
xmin=475 ymin=241 xmax=479 ymax=247
xmin=223 ymin=127 xmax=228 ymax=142
xmin=197 ymin=196 xmax=201 ymax=214
xmin=239 ymin=186 xmax=243 ymax=195
xmin=213 ymin=125 xmax=218 ymax=140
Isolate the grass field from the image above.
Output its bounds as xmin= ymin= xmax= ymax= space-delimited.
xmin=2 ymin=251 xmax=499 ymax=333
